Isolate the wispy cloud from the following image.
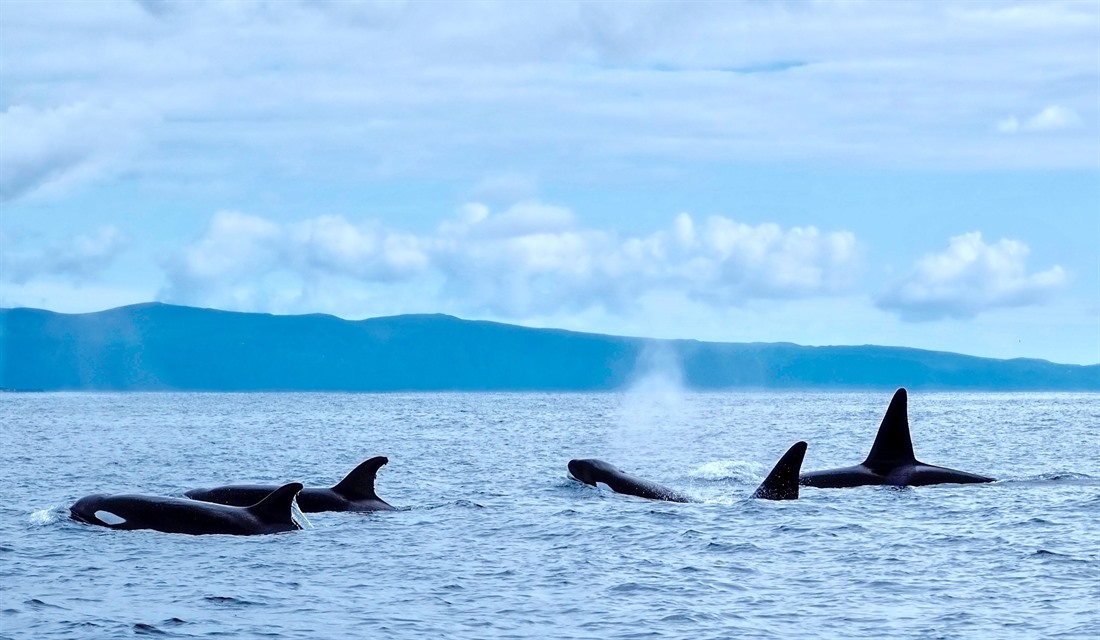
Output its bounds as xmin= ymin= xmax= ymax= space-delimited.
xmin=0 ymin=103 xmax=151 ymax=201
xmin=1 ymin=226 xmax=128 ymax=284
xmin=2 ymin=1 xmax=1096 ymax=201
xmin=997 ymin=105 xmax=1082 ymax=133
xmin=876 ymin=231 xmax=1066 ymax=321
xmin=160 ymin=204 xmax=861 ymax=317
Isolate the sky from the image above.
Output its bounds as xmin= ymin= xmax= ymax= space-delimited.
xmin=1 ymin=0 xmax=1098 ymax=365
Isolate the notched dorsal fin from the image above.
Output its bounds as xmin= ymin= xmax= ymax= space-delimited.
xmin=248 ymin=482 xmax=303 ymax=524
xmin=331 ymin=456 xmax=388 ymax=500
xmin=862 ymin=388 xmax=916 ymax=469
xmin=752 ymin=441 xmax=807 ymax=500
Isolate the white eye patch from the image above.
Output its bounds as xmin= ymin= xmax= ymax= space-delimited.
xmin=94 ymin=511 xmax=126 ymax=526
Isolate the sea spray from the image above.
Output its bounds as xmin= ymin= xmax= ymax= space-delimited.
xmin=290 ymin=497 xmax=313 ymax=530
xmin=609 ymin=341 xmax=697 ymax=466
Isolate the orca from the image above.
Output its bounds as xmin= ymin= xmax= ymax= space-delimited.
xmin=185 ymin=456 xmax=395 ymax=513
xmin=567 ymin=458 xmax=695 ymax=502
xmin=568 ymin=441 xmax=809 ymax=502
xmin=70 ymin=482 xmax=304 ymax=536
xmin=799 ymin=388 xmax=994 ymax=488
xmin=750 ymin=441 xmax=808 ymax=500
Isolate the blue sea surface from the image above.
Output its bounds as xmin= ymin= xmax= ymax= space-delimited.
xmin=2 ymin=391 xmax=1098 ymax=639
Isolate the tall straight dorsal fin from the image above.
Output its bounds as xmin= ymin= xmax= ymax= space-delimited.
xmin=752 ymin=441 xmax=808 ymax=500
xmin=862 ymin=388 xmax=916 ymax=469
xmin=247 ymin=482 xmax=303 ymax=525
xmin=331 ymin=456 xmax=388 ymax=500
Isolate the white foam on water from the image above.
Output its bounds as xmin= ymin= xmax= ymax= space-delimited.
xmin=690 ymin=459 xmax=766 ymax=483
xmin=29 ymin=508 xmax=61 ymax=525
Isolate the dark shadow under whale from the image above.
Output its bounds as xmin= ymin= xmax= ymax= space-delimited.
xmin=185 ymin=456 xmax=395 ymax=513
xmin=799 ymin=388 xmax=994 ymax=489
xmin=568 ymin=441 xmax=808 ymax=502
xmin=70 ymin=482 xmax=304 ymax=535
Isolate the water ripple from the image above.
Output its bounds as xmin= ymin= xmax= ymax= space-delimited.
xmin=2 ymin=391 xmax=1098 ymax=639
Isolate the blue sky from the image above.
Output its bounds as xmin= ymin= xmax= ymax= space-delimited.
xmin=1 ymin=0 xmax=1097 ymax=364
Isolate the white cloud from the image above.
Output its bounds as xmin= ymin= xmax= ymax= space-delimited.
xmin=160 ymin=210 xmax=432 ymax=309
xmin=997 ymin=105 xmax=1082 ymax=133
xmin=160 ymin=203 xmax=862 ymax=318
xmin=0 ymin=103 xmax=152 ymax=201
xmin=289 ymin=216 xmax=429 ymax=281
xmin=876 ymin=231 xmax=1066 ymax=321
xmin=0 ymin=0 xmax=1095 ymax=204
xmin=1 ymin=226 xmax=128 ymax=284
xmin=165 ymin=211 xmax=282 ymax=285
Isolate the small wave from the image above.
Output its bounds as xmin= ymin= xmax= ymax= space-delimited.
xmin=420 ymin=499 xmax=486 ymax=510
xmin=62 ymin=621 xmax=104 ymax=631
xmin=202 ymin=595 xmax=263 ymax=607
xmin=705 ymin=541 xmax=760 ymax=553
xmin=452 ymin=499 xmax=485 ymax=509
xmin=133 ymin=622 xmax=167 ymax=636
xmin=689 ymin=460 xmax=764 ymax=483
xmin=1030 ymin=549 xmax=1089 ymax=563
xmin=608 ymin=581 xmax=664 ymax=594
xmin=999 ymin=472 xmax=1100 ymax=486
xmin=25 ymin=598 xmax=65 ymax=610
xmin=1027 ymin=472 xmax=1094 ymax=481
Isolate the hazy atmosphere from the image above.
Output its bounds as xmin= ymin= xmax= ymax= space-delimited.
xmin=2 ymin=1 xmax=1098 ymax=364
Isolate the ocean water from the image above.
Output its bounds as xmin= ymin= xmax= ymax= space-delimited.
xmin=1 ymin=390 xmax=1098 ymax=639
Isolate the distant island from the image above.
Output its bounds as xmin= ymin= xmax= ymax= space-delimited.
xmin=1 ymin=303 xmax=1096 ymax=391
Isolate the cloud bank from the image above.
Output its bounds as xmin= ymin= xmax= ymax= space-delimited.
xmin=160 ymin=205 xmax=860 ymax=317
xmin=876 ymin=232 xmax=1066 ymax=321
xmin=2 ymin=1 xmax=1097 ymax=201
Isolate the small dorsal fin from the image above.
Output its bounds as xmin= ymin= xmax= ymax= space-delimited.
xmin=247 ymin=482 xmax=303 ymax=524
xmin=331 ymin=456 xmax=388 ymax=500
xmin=862 ymin=388 xmax=916 ymax=470
xmin=752 ymin=441 xmax=808 ymax=500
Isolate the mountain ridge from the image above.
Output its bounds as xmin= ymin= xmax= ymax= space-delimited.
xmin=2 ymin=302 xmax=1096 ymax=391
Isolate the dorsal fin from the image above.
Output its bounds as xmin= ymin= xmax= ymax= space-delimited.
xmin=331 ymin=456 xmax=388 ymax=500
xmin=862 ymin=388 xmax=916 ymax=470
xmin=247 ymin=482 xmax=303 ymax=524
xmin=751 ymin=441 xmax=807 ymax=500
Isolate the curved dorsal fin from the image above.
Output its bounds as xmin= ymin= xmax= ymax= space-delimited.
xmin=247 ymin=482 xmax=303 ymax=524
xmin=862 ymin=388 xmax=916 ymax=470
xmin=331 ymin=456 xmax=388 ymax=500
xmin=752 ymin=441 xmax=807 ymax=500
